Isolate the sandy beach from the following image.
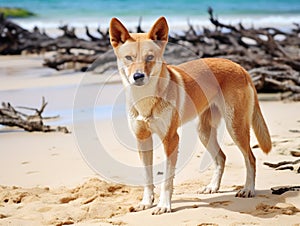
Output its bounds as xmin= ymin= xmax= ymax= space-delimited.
xmin=0 ymin=55 xmax=300 ymax=225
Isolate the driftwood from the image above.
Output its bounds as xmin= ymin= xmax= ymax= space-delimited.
xmin=44 ymin=53 xmax=99 ymax=71
xmin=265 ymin=151 xmax=300 ymax=194
xmin=264 ymin=153 xmax=300 ymax=174
xmin=0 ymin=97 xmax=69 ymax=133
xmin=271 ymin=186 xmax=300 ymax=195
xmin=0 ymin=13 xmax=109 ymax=55
xmin=1 ymin=8 xmax=300 ymax=99
xmin=264 ymin=159 xmax=300 ymax=169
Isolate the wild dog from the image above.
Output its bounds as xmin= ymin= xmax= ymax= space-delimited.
xmin=109 ymin=17 xmax=271 ymax=215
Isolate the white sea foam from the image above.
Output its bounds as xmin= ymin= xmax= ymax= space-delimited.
xmin=11 ymin=14 xmax=300 ymax=35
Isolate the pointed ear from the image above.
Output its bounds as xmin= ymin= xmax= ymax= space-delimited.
xmin=109 ymin=17 xmax=131 ymax=48
xmin=148 ymin=17 xmax=169 ymax=42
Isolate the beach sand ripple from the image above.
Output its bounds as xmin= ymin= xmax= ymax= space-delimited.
xmin=0 ymin=178 xmax=142 ymax=225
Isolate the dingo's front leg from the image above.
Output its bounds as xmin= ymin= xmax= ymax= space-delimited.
xmin=136 ymin=137 xmax=154 ymax=211
xmin=152 ymin=130 xmax=179 ymax=215
xmin=130 ymin=118 xmax=154 ymax=211
xmin=152 ymin=157 xmax=176 ymax=214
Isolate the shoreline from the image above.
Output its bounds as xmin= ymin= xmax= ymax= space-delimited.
xmin=10 ymin=13 xmax=300 ymax=35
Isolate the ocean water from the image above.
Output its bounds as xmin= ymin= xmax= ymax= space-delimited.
xmin=1 ymin=0 xmax=300 ymax=31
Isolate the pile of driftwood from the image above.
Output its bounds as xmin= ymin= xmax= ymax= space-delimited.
xmin=0 ymin=97 xmax=69 ymax=133
xmin=167 ymin=8 xmax=300 ymax=100
xmin=1 ymin=8 xmax=300 ymax=100
xmin=0 ymin=13 xmax=109 ymax=56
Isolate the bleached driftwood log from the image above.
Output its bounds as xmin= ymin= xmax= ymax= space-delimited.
xmin=0 ymin=97 xmax=69 ymax=133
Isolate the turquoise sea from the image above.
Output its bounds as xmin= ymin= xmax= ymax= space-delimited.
xmin=1 ymin=0 xmax=300 ymax=30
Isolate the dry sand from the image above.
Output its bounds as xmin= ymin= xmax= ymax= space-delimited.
xmin=0 ymin=55 xmax=299 ymax=225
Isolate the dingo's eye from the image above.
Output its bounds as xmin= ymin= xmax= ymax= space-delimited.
xmin=125 ymin=55 xmax=133 ymax=61
xmin=146 ymin=55 xmax=154 ymax=61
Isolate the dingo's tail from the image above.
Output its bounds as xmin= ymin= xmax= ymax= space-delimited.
xmin=252 ymin=97 xmax=272 ymax=154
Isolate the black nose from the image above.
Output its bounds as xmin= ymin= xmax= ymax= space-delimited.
xmin=133 ymin=72 xmax=145 ymax=81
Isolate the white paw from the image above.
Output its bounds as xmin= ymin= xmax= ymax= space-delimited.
xmin=130 ymin=194 xmax=154 ymax=212
xmin=152 ymin=195 xmax=172 ymax=215
xmin=132 ymin=203 xmax=153 ymax=212
xmin=152 ymin=206 xmax=171 ymax=215
xmin=235 ymin=188 xmax=255 ymax=198
xmin=198 ymin=185 xmax=219 ymax=194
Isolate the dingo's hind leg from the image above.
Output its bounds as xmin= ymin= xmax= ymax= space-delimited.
xmin=198 ymin=105 xmax=226 ymax=194
xmin=224 ymin=96 xmax=256 ymax=198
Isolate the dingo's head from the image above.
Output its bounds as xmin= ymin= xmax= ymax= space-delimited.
xmin=109 ymin=17 xmax=169 ymax=86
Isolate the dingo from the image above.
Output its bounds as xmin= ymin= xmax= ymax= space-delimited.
xmin=109 ymin=17 xmax=271 ymax=214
